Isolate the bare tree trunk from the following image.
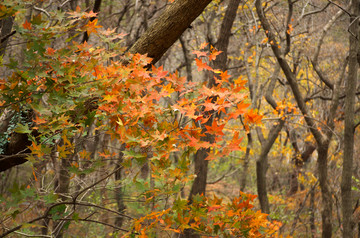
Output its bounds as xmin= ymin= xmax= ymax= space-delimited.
xmin=341 ymin=0 xmax=359 ymax=236
xmin=179 ymin=36 xmax=193 ymax=81
xmin=240 ymin=132 xmax=252 ymax=191
xmin=128 ymin=0 xmax=212 ymax=64
xmin=213 ymin=0 xmax=241 ymax=71
xmin=256 ymin=119 xmax=284 ymax=214
xmin=310 ymin=187 xmax=316 ymax=237
xmin=317 ymin=145 xmax=332 ymax=238
xmin=114 ymin=145 xmax=126 ymax=228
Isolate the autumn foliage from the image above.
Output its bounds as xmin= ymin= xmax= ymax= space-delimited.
xmin=0 ymin=1 xmax=277 ymax=237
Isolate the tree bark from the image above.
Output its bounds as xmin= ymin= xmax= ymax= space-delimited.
xmin=240 ymin=132 xmax=252 ymax=191
xmin=256 ymin=119 xmax=285 ymax=214
xmin=0 ymin=16 xmax=15 ymax=57
xmin=213 ymin=0 xmax=241 ymax=71
xmin=317 ymin=145 xmax=332 ymax=238
xmin=341 ymin=0 xmax=359 ymax=236
xmin=128 ymin=0 xmax=212 ymax=64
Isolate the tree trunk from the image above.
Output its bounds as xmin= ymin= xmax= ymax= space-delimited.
xmin=256 ymin=119 xmax=284 ymax=214
xmin=240 ymin=132 xmax=252 ymax=191
xmin=213 ymin=0 xmax=241 ymax=71
xmin=317 ymin=145 xmax=332 ymax=238
xmin=310 ymin=187 xmax=316 ymax=237
xmin=129 ymin=0 xmax=212 ymax=64
xmin=0 ymin=16 xmax=15 ymax=57
xmin=341 ymin=0 xmax=359 ymax=236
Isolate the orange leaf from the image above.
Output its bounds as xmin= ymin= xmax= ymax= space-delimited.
xmin=46 ymin=47 xmax=56 ymax=55
xmin=245 ymin=109 xmax=263 ymax=124
xmin=204 ymin=120 xmax=225 ymax=136
xmin=22 ymin=20 xmax=32 ymax=30
xmin=199 ymin=42 xmax=209 ymax=49
xmin=208 ymin=46 xmax=222 ymax=61
xmin=192 ymin=50 xmax=207 ymax=58
xmin=84 ymin=19 xmax=101 ymax=36
xmin=33 ymin=115 xmax=47 ymax=125
xmin=195 ymin=58 xmax=212 ymax=72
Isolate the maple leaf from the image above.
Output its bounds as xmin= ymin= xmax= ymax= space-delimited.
xmin=234 ymin=76 xmax=247 ymax=86
xmin=192 ymin=50 xmax=207 ymax=58
xmin=46 ymin=47 xmax=56 ymax=56
xmin=160 ymin=83 xmax=175 ymax=98
xmin=202 ymin=98 xmax=219 ymax=112
xmin=245 ymin=109 xmax=263 ymax=124
xmin=228 ymin=102 xmax=250 ymax=120
xmin=199 ymin=42 xmax=209 ymax=49
xmin=83 ymin=10 xmax=98 ymax=18
xmin=208 ymin=47 xmax=222 ymax=61
xmin=33 ymin=115 xmax=47 ymax=125
xmin=220 ymin=70 xmax=230 ymax=81
xmin=22 ymin=20 xmax=32 ymax=30
xmin=83 ymin=19 xmax=102 ymax=36
xmin=195 ymin=58 xmax=212 ymax=72
xmin=204 ymin=120 xmax=225 ymax=136
xmin=103 ymin=94 xmax=118 ymax=103
xmin=208 ymin=205 xmax=222 ymax=212
xmin=152 ymin=65 xmax=168 ymax=82
xmin=227 ymin=131 xmax=243 ymax=152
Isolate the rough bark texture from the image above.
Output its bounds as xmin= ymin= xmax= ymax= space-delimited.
xmin=341 ymin=0 xmax=359 ymax=236
xmin=128 ymin=0 xmax=212 ymax=64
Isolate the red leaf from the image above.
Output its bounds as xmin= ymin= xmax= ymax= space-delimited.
xmin=22 ymin=20 xmax=32 ymax=30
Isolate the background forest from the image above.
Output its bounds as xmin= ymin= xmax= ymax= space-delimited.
xmin=0 ymin=0 xmax=359 ymax=237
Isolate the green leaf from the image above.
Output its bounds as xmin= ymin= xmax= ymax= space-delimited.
xmin=43 ymin=193 xmax=58 ymax=204
xmin=14 ymin=123 xmax=32 ymax=134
